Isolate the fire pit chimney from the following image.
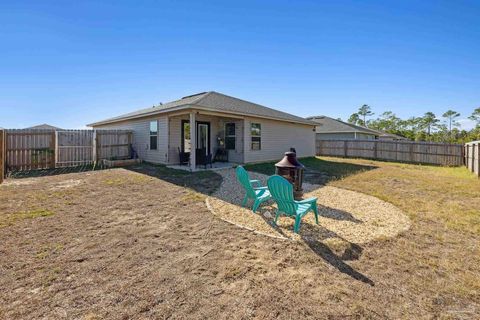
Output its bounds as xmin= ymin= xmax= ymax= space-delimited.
xmin=275 ymin=150 xmax=305 ymax=200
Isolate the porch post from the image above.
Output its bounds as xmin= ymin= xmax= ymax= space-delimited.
xmin=190 ymin=111 xmax=196 ymax=171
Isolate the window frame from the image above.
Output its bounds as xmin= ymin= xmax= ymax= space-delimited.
xmin=250 ymin=123 xmax=261 ymax=151
xmin=149 ymin=120 xmax=158 ymax=150
xmin=225 ymin=122 xmax=236 ymax=150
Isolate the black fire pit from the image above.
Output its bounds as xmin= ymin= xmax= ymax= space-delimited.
xmin=275 ymin=151 xmax=305 ymax=200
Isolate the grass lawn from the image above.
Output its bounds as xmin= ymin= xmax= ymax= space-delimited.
xmin=0 ymin=159 xmax=479 ymax=319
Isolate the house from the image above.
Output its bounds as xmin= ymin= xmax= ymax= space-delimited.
xmin=366 ymin=128 xmax=409 ymax=141
xmin=26 ymin=124 xmax=63 ymax=130
xmin=306 ymin=116 xmax=408 ymax=141
xmin=88 ymin=91 xmax=317 ymax=170
xmin=306 ymin=116 xmax=379 ymax=140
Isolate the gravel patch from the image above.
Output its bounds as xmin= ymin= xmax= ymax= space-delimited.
xmin=207 ymin=169 xmax=411 ymax=243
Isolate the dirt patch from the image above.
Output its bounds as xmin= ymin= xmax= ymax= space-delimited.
xmin=49 ymin=179 xmax=83 ymax=190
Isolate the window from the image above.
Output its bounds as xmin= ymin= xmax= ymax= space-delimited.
xmin=149 ymin=120 xmax=158 ymax=150
xmin=225 ymin=123 xmax=236 ymax=150
xmin=251 ymin=123 xmax=261 ymax=150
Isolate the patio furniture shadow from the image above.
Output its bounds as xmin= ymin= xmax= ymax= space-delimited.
xmin=245 ymin=156 xmax=378 ymax=185
xmin=318 ymin=205 xmax=363 ymax=224
xmin=281 ymin=220 xmax=374 ymax=286
xmin=302 ymin=234 xmax=374 ymax=286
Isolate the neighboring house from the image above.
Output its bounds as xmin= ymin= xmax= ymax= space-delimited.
xmin=366 ymin=129 xmax=409 ymax=141
xmin=306 ymin=116 xmax=379 ymax=140
xmin=26 ymin=124 xmax=63 ymax=130
xmin=306 ymin=116 xmax=408 ymax=141
xmin=88 ymin=91 xmax=317 ymax=169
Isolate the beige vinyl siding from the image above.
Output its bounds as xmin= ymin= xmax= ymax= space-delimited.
xmin=243 ymin=117 xmax=315 ymax=163
xmin=92 ymin=116 xmax=169 ymax=164
xmin=218 ymin=118 xmax=244 ymax=163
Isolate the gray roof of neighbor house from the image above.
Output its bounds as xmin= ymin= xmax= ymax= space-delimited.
xmin=307 ymin=116 xmax=409 ymax=140
xmin=89 ymin=91 xmax=317 ymax=127
xmin=306 ymin=116 xmax=380 ymax=135
xmin=26 ymin=124 xmax=63 ymax=130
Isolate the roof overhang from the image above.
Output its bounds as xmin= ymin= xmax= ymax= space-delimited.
xmin=89 ymin=104 xmax=317 ymax=127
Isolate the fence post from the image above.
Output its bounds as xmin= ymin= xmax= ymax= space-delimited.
xmin=92 ymin=130 xmax=98 ymax=165
xmin=477 ymin=143 xmax=480 ymax=177
xmin=373 ymin=141 xmax=378 ymax=159
xmin=0 ymin=129 xmax=4 ymax=184
xmin=344 ymin=140 xmax=348 ymax=157
xmin=128 ymin=132 xmax=133 ymax=159
xmin=54 ymin=130 xmax=59 ymax=168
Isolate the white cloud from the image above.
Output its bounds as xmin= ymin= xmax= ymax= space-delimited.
xmin=457 ymin=118 xmax=477 ymax=130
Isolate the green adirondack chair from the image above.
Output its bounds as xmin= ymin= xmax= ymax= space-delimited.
xmin=235 ymin=166 xmax=272 ymax=213
xmin=267 ymin=175 xmax=319 ymax=234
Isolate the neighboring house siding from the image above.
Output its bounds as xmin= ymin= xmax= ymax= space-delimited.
xmin=316 ymin=132 xmax=376 ymax=140
xmin=243 ymin=117 xmax=315 ymax=163
xmin=92 ymin=116 xmax=169 ymax=164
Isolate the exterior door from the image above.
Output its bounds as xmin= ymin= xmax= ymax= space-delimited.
xmin=196 ymin=122 xmax=210 ymax=155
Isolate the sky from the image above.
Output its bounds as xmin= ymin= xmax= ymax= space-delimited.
xmin=1 ymin=0 xmax=479 ymax=129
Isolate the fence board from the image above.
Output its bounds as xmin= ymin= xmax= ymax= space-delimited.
xmin=5 ymin=129 xmax=55 ymax=172
xmin=0 ymin=129 xmax=4 ymax=184
xmin=316 ymin=139 xmax=464 ymax=166
xmin=465 ymin=141 xmax=480 ymax=177
xmin=3 ymin=129 xmax=133 ymax=175
xmin=56 ymin=130 xmax=94 ymax=167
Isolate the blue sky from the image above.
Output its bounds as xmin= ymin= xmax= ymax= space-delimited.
xmin=1 ymin=0 xmax=479 ymax=129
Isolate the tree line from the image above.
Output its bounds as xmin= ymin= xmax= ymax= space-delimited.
xmin=347 ymin=105 xmax=480 ymax=143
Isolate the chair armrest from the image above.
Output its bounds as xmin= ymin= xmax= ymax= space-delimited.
xmin=249 ymin=179 xmax=262 ymax=187
xmin=296 ymin=197 xmax=317 ymax=204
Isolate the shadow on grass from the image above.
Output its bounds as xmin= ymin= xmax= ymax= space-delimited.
xmin=245 ymin=156 xmax=378 ymax=184
xmin=303 ymin=237 xmax=374 ymax=286
xmin=6 ymin=164 xmax=106 ymax=179
xmin=125 ymin=162 xmax=223 ymax=195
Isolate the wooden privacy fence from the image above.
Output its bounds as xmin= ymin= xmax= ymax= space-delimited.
xmin=316 ymin=139 xmax=464 ymax=166
xmin=0 ymin=129 xmax=5 ymax=184
xmin=2 ymin=129 xmax=133 ymax=174
xmin=465 ymin=141 xmax=480 ymax=177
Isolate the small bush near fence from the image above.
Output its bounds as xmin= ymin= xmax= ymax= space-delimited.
xmin=316 ymin=139 xmax=464 ymax=166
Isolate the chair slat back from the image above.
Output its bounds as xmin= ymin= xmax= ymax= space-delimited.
xmin=267 ymin=175 xmax=297 ymax=215
xmin=236 ymin=166 xmax=256 ymax=198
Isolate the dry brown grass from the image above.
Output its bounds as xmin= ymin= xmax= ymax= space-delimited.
xmin=0 ymin=160 xmax=479 ymax=319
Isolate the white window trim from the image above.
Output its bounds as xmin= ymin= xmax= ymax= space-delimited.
xmin=225 ymin=122 xmax=236 ymax=151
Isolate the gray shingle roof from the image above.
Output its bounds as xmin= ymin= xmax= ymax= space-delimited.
xmin=89 ymin=91 xmax=316 ymax=126
xmin=306 ymin=116 xmax=379 ymax=135
xmin=26 ymin=124 xmax=63 ymax=130
xmin=307 ymin=116 xmax=409 ymax=140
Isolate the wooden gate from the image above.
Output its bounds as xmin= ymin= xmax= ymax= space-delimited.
xmin=56 ymin=130 xmax=94 ymax=167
